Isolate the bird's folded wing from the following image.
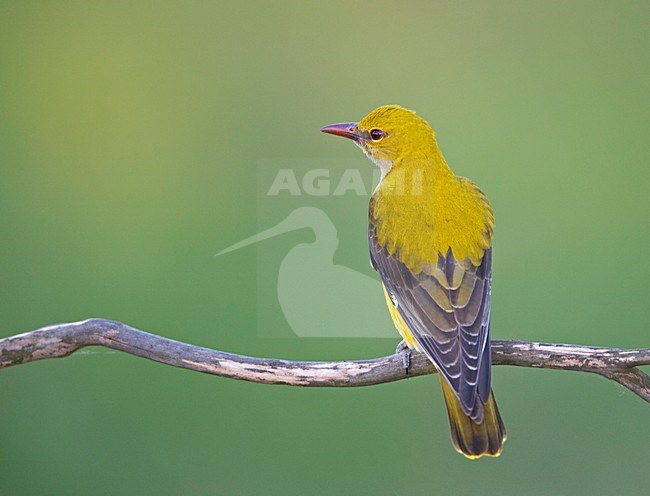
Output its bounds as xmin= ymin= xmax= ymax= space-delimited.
xmin=369 ymin=223 xmax=492 ymax=418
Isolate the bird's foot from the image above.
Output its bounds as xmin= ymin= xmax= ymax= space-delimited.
xmin=395 ymin=340 xmax=412 ymax=375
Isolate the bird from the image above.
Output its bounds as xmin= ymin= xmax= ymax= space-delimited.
xmin=321 ymin=105 xmax=506 ymax=458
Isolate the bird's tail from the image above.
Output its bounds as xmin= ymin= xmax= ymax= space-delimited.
xmin=439 ymin=376 xmax=507 ymax=459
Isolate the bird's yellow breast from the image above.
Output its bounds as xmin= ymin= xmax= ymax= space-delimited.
xmin=370 ymin=162 xmax=494 ymax=272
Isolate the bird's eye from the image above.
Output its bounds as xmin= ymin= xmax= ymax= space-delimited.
xmin=370 ymin=128 xmax=385 ymax=141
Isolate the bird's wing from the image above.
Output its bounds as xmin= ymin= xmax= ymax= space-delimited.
xmin=369 ymin=223 xmax=492 ymax=420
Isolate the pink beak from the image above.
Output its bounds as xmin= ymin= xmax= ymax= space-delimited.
xmin=320 ymin=122 xmax=360 ymax=141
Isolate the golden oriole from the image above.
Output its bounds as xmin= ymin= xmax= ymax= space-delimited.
xmin=322 ymin=105 xmax=506 ymax=459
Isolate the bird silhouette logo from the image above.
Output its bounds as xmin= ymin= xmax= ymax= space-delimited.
xmin=217 ymin=206 xmax=394 ymax=338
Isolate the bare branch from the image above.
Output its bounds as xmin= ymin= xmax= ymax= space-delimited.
xmin=1 ymin=319 xmax=649 ymax=402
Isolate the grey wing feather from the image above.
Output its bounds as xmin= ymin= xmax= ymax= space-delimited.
xmin=369 ymin=222 xmax=493 ymax=422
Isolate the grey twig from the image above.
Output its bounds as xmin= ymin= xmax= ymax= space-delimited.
xmin=1 ymin=319 xmax=649 ymax=403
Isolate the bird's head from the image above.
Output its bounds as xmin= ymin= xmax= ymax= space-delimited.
xmin=321 ymin=105 xmax=438 ymax=176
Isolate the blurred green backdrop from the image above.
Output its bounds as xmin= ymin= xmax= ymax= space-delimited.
xmin=1 ymin=1 xmax=649 ymax=495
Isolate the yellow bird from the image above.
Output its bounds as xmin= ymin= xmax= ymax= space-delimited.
xmin=321 ymin=105 xmax=506 ymax=459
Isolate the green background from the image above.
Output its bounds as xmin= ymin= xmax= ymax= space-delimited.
xmin=1 ymin=1 xmax=649 ymax=495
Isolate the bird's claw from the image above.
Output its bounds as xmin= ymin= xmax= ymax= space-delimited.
xmin=395 ymin=340 xmax=412 ymax=374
